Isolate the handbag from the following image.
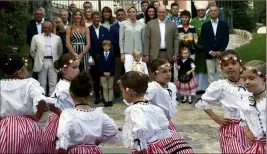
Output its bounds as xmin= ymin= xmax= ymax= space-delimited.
xmin=88 ymin=56 xmax=95 ymax=65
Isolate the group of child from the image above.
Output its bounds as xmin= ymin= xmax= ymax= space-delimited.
xmin=0 ymin=47 xmax=266 ymax=154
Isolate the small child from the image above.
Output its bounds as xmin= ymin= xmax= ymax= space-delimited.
xmin=240 ymin=60 xmax=266 ymax=153
xmin=99 ymin=40 xmax=115 ymax=107
xmin=44 ymin=53 xmax=80 ymax=153
xmin=174 ymin=46 xmax=198 ymax=104
xmin=131 ymin=50 xmax=148 ymax=74
xmin=0 ymin=54 xmax=47 ymax=153
xmin=119 ymin=71 xmax=171 ymax=153
xmin=56 ymin=72 xmax=119 ymax=153
xmin=195 ymin=49 xmax=251 ymax=153
xmin=145 ymin=58 xmax=195 ymax=153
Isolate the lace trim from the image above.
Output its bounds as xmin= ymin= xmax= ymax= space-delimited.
xmin=65 ymin=107 xmax=103 ymax=121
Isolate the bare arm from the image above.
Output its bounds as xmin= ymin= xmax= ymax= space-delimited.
xmin=65 ymin=27 xmax=76 ymax=55
xmin=205 ymin=109 xmax=232 ymax=125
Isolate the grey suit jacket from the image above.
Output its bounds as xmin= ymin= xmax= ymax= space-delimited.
xmin=30 ymin=33 xmax=63 ymax=72
xmin=144 ymin=19 xmax=179 ymax=61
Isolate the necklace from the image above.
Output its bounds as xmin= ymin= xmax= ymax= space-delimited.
xmin=75 ymin=103 xmax=89 ymax=107
xmin=228 ymin=76 xmax=240 ymax=83
xmin=253 ymin=87 xmax=266 ymax=96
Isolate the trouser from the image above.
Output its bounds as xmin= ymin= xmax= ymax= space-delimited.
xmin=124 ymin=54 xmax=134 ymax=73
xmin=38 ymin=59 xmax=57 ymax=96
xmin=114 ymin=57 xmax=124 ymax=93
xmin=89 ymin=58 xmax=101 ymax=99
xmin=30 ymin=53 xmax=38 ymax=80
xmin=206 ymin=58 xmax=224 ymax=84
xmin=100 ymin=76 xmax=114 ymax=102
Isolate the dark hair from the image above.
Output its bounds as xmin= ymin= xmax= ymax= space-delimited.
xmin=119 ymin=71 xmax=149 ymax=96
xmin=70 ymin=72 xmax=93 ymax=98
xmin=144 ymin=5 xmax=158 ymax=24
xmin=54 ymin=53 xmax=77 ymax=79
xmin=92 ymin=11 xmax=101 ymax=18
xmin=141 ymin=0 xmax=149 ymax=5
xmin=101 ymin=6 xmax=114 ymax=24
xmin=219 ymin=49 xmax=241 ymax=62
xmin=116 ymin=8 xmax=126 ymax=15
xmin=171 ymin=3 xmax=179 ymax=8
xmin=83 ymin=1 xmax=92 ymax=7
xmin=180 ymin=10 xmax=191 ymax=19
xmin=0 ymin=54 xmax=26 ymax=76
xmin=151 ymin=58 xmax=169 ymax=73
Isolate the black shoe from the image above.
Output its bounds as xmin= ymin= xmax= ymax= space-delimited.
xmin=176 ymin=97 xmax=179 ymax=101
xmin=94 ymin=98 xmax=100 ymax=104
xmin=104 ymin=102 xmax=109 ymax=107
xmin=108 ymin=101 xmax=113 ymax=107
xmin=181 ymin=99 xmax=187 ymax=103
xmin=188 ymin=100 xmax=193 ymax=104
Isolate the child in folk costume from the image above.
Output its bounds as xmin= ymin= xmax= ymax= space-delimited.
xmin=174 ymin=45 xmax=198 ymax=104
xmin=240 ymin=60 xmax=266 ymax=153
xmin=56 ymin=72 xmax=119 ymax=153
xmin=0 ymin=54 xmax=47 ymax=153
xmin=132 ymin=50 xmax=148 ymax=75
xmin=195 ymin=50 xmax=250 ymax=153
xmin=119 ymin=71 xmax=171 ymax=154
xmin=145 ymin=58 xmax=195 ymax=153
xmin=44 ymin=53 xmax=80 ymax=153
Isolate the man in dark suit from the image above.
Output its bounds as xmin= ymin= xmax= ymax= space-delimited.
xmin=110 ymin=8 xmax=126 ymax=99
xmin=67 ymin=3 xmax=77 ymax=23
xmin=26 ymin=8 xmax=49 ymax=79
xmin=89 ymin=11 xmax=110 ymax=104
xmin=201 ymin=6 xmax=229 ymax=84
xmin=137 ymin=0 xmax=149 ymax=20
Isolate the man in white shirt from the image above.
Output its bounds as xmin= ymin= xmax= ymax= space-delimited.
xmin=30 ymin=21 xmax=63 ymax=96
xmin=201 ymin=6 xmax=229 ymax=83
xmin=144 ymin=5 xmax=179 ymax=63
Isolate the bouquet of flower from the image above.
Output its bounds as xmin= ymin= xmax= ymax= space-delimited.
xmin=181 ymin=35 xmax=194 ymax=49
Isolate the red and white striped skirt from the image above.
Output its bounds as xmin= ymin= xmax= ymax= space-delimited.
xmin=219 ymin=119 xmax=247 ymax=153
xmin=43 ymin=113 xmax=60 ymax=153
xmin=0 ymin=116 xmax=44 ymax=153
xmin=68 ymin=144 xmax=103 ymax=154
xmin=177 ymin=76 xmax=198 ymax=95
xmin=168 ymin=119 xmax=177 ymax=131
xmin=243 ymin=137 xmax=266 ymax=154
xmin=159 ymin=130 xmax=195 ymax=154
xmin=132 ymin=140 xmax=167 ymax=154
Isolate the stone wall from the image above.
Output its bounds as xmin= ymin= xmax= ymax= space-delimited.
xmin=226 ymin=29 xmax=252 ymax=50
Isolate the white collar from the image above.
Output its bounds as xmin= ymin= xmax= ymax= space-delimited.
xmin=211 ymin=18 xmax=219 ymax=23
xmin=104 ymin=51 xmax=110 ymax=54
xmin=93 ymin=25 xmax=100 ymax=29
xmin=198 ymin=16 xmax=207 ymax=20
xmin=36 ymin=18 xmax=44 ymax=25
xmin=158 ymin=18 xmax=166 ymax=23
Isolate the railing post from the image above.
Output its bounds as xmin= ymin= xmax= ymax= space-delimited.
xmin=98 ymin=0 xmax=101 ymax=11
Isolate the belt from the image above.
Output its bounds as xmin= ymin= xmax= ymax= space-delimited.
xmin=159 ymin=49 xmax=167 ymax=51
xmin=44 ymin=56 xmax=53 ymax=59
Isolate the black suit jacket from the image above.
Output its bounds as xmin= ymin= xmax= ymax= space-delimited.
xmin=201 ymin=20 xmax=229 ymax=59
xmin=98 ymin=51 xmax=115 ymax=76
xmin=26 ymin=19 xmax=49 ymax=46
xmin=110 ymin=22 xmax=120 ymax=57
xmin=136 ymin=13 xmax=144 ymax=20
xmin=68 ymin=12 xmax=72 ymax=23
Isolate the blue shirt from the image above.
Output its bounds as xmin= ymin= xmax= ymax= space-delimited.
xmin=166 ymin=14 xmax=181 ymax=27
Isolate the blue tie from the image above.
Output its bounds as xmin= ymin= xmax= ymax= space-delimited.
xmin=105 ymin=53 xmax=108 ymax=60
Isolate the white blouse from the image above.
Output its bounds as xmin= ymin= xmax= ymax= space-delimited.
xmin=56 ymin=107 xmax=119 ymax=150
xmin=132 ymin=61 xmax=148 ymax=75
xmin=123 ymin=102 xmax=171 ymax=150
xmin=144 ymin=81 xmax=178 ymax=118
xmin=46 ymin=79 xmax=75 ymax=110
xmin=195 ymin=80 xmax=252 ymax=119
xmin=240 ymin=98 xmax=266 ymax=139
xmin=0 ymin=78 xmax=47 ymax=117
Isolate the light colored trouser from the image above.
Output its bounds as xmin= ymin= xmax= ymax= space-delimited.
xmin=124 ymin=54 xmax=134 ymax=73
xmin=206 ymin=58 xmax=224 ymax=84
xmin=38 ymin=59 xmax=57 ymax=96
xmin=100 ymin=76 xmax=114 ymax=102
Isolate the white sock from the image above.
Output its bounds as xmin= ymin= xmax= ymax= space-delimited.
xmin=183 ymin=95 xmax=187 ymax=100
xmin=188 ymin=95 xmax=192 ymax=101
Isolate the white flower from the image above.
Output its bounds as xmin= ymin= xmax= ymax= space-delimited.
xmin=59 ymin=68 xmax=62 ymax=71
xmin=233 ymin=57 xmax=237 ymax=61
xmin=69 ymin=60 xmax=73 ymax=64
xmin=240 ymin=60 xmax=242 ymax=63
xmin=257 ymin=71 xmax=262 ymax=76
xmin=5 ymin=63 xmax=8 ymax=65
xmin=248 ymin=67 xmax=252 ymax=70
xmin=224 ymin=57 xmax=228 ymax=61
xmin=220 ymin=61 xmax=222 ymax=64
xmin=9 ymin=58 xmax=11 ymax=61
xmin=64 ymin=64 xmax=67 ymax=68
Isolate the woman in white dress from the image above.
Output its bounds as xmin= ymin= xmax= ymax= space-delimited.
xmin=195 ymin=50 xmax=251 ymax=153
xmin=240 ymin=60 xmax=266 ymax=153
xmin=0 ymin=54 xmax=47 ymax=153
xmin=119 ymin=71 xmax=171 ymax=154
xmin=56 ymin=72 xmax=118 ymax=153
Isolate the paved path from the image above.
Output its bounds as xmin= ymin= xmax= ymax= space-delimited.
xmin=40 ymin=97 xmax=223 ymax=153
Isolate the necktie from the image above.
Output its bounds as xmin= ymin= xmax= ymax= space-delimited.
xmin=105 ymin=53 xmax=108 ymax=60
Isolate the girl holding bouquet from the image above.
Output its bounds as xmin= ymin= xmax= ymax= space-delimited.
xmin=177 ymin=10 xmax=198 ymax=60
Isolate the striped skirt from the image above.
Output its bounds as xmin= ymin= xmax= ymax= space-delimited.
xmin=132 ymin=140 xmax=167 ymax=154
xmin=243 ymin=137 xmax=266 ymax=154
xmin=68 ymin=144 xmax=103 ymax=154
xmin=43 ymin=113 xmax=60 ymax=153
xmin=168 ymin=119 xmax=177 ymax=131
xmin=0 ymin=116 xmax=44 ymax=153
xmin=219 ymin=119 xmax=247 ymax=153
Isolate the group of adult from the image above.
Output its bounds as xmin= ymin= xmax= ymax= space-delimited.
xmin=26 ymin=0 xmax=229 ymax=104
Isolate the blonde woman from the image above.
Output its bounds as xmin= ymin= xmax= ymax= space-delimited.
xmin=84 ymin=7 xmax=93 ymax=27
xmin=119 ymin=6 xmax=145 ymax=72
xmin=66 ymin=10 xmax=91 ymax=71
